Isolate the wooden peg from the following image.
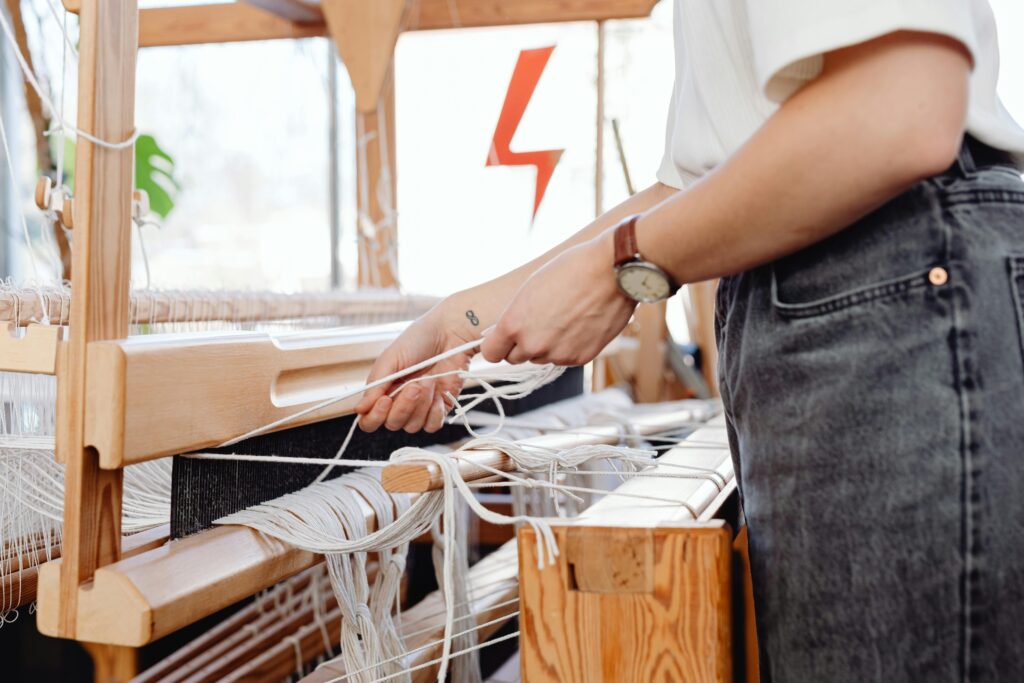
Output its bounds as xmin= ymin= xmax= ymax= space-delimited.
xmin=132 ymin=189 xmax=150 ymax=221
xmin=61 ymin=197 xmax=75 ymax=229
xmin=35 ymin=176 xmax=53 ymax=211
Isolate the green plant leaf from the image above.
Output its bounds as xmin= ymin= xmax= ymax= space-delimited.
xmin=48 ymin=137 xmax=77 ymax=190
xmin=134 ymin=134 xmax=180 ymax=219
xmin=54 ymin=134 xmax=180 ymax=220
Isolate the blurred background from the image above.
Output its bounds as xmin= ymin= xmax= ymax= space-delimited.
xmin=1 ymin=0 xmax=1022 ymax=301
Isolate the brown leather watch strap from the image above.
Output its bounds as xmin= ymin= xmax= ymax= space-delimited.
xmin=613 ymin=214 xmax=641 ymax=267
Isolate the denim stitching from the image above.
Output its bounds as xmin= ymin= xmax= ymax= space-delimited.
xmin=942 ymin=190 xmax=1024 ymax=207
xmin=771 ymin=268 xmax=932 ymax=320
xmin=1009 ymin=257 xmax=1024 ymax=369
xmin=943 ymin=219 xmax=975 ymax=683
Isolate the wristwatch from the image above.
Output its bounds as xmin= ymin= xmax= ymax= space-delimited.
xmin=613 ymin=214 xmax=679 ymax=303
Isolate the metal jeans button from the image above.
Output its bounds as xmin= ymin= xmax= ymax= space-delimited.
xmin=928 ymin=267 xmax=949 ymax=286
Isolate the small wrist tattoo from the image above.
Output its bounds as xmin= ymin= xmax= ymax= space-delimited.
xmin=465 ymin=310 xmax=480 ymax=326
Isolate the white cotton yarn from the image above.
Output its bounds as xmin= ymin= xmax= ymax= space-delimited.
xmin=429 ymin=490 xmax=481 ymax=683
xmin=219 ymin=470 xmax=431 ymax=683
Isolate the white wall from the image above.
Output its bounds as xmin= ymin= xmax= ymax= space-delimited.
xmin=1 ymin=0 xmax=1022 ymax=289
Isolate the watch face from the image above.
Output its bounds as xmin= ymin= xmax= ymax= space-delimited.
xmin=617 ymin=263 xmax=672 ymax=303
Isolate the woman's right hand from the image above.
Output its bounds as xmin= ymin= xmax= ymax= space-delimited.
xmin=355 ymin=296 xmax=481 ymax=433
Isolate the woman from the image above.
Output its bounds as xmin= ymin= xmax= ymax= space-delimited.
xmin=356 ymin=1 xmax=1024 ymax=680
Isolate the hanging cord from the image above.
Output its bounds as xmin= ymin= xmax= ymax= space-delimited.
xmin=214 ymin=336 xmax=563 ymax=459
xmin=41 ymin=0 xmax=76 ymax=59
xmin=0 ymin=113 xmax=50 ymax=321
xmin=0 ymin=9 xmax=138 ymax=150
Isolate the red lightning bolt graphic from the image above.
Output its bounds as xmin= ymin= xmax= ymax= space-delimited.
xmin=487 ymin=46 xmax=564 ymax=219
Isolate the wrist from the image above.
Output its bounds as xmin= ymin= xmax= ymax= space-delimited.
xmin=442 ymin=289 xmax=490 ymax=342
xmin=594 ymin=226 xmax=621 ymax=281
xmin=610 ymin=214 xmax=679 ymax=302
xmin=633 ymin=213 xmax=684 ymax=288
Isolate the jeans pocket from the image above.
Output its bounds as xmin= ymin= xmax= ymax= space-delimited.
xmin=1009 ymin=256 xmax=1024 ymax=365
xmin=770 ymin=265 xmax=933 ymax=319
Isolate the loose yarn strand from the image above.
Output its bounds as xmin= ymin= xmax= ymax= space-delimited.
xmin=0 ymin=9 xmax=138 ymax=150
xmin=217 ymin=337 xmax=486 ymax=447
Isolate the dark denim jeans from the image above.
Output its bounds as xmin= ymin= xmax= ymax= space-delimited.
xmin=716 ymin=142 xmax=1024 ymax=682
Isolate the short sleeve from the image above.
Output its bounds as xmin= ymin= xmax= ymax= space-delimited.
xmin=656 ymin=83 xmax=685 ymax=190
xmin=746 ymin=0 xmax=978 ymax=103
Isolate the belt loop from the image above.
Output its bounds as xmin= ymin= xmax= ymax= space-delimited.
xmin=957 ymin=136 xmax=976 ymax=176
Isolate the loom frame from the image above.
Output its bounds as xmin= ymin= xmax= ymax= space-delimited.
xmin=18 ymin=1 xmax=703 ymax=681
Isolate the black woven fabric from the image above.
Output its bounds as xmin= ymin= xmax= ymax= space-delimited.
xmin=170 ymin=366 xmax=582 ymax=538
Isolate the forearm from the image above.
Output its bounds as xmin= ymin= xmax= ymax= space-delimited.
xmin=636 ymin=32 xmax=970 ymax=284
xmin=449 ymin=181 xmax=677 ymax=334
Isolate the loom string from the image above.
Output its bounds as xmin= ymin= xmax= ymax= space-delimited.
xmin=309 ymin=361 xmax=564 ymax=485
xmin=216 ymin=336 xmax=489 ymax=447
xmin=321 ymin=608 xmax=521 ymax=683
xmin=0 ymin=110 xmax=49 ymax=312
xmin=0 ymin=8 xmax=139 ymax=150
xmin=366 ymin=631 xmax=521 ymax=683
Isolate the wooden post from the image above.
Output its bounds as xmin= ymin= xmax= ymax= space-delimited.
xmin=56 ymin=0 xmax=136 ymax=639
xmin=84 ymin=642 xmax=138 ymax=683
xmin=594 ymin=20 xmax=605 ymax=217
xmin=686 ymin=280 xmax=719 ymax=396
xmin=354 ymin=78 xmax=398 ymax=287
xmin=634 ymin=301 xmax=667 ymax=402
xmin=321 ymin=0 xmax=405 ymax=288
xmin=4 ymin=0 xmax=73 ymax=279
xmin=734 ymin=527 xmax=761 ymax=683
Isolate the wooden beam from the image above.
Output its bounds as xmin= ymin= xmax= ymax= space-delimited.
xmin=38 ymin=476 xmax=406 ymax=646
xmin=139 ymin=3 xmax=323 ymax=46
xmin=84 ymin=323 xmax=406 ymax=467
xmin=244 ymin=0 xmax=323 ymax=24
xmin=55 ymin=0 xmax=137 ymax=638
xmin=384 ymin=427 xmax=627 ymax=493
xmin=0 ymin=288 xmax=437 ymax=326
xmin=139 ymin=3 xmax=326 ymax=47
xmin=39 ymin=523 xmax=323 ymax=646
xmin=382 ymin=405 xmax=710 ymax=493
xmin=4 ymin=525 xmax=169 ymax=611
xmin=404 ymin=0 xmax=660 ymax=31
xmin=136 ymin=1 xmax=660 ymax=49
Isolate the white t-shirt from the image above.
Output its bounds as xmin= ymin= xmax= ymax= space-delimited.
xmin=657 ymin=0 xmax=1024 ymax=188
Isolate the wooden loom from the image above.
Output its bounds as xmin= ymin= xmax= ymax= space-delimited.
xmin=118 ymin=406 xmax=746 ymax=683
xmin=0 ymin=0 xmax=757 ymax=680
xmin=376 ymin=413 xmax=757 ymax=683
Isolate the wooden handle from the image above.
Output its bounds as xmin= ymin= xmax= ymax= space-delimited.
xmin=35 ymin=176 xmax=53 ymax=210
xmin=382 ymin=406 xmax=713 ymax=493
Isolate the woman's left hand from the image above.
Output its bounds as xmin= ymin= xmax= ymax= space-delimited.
xmin=481 ymin=231 xmax=636 ymax=366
